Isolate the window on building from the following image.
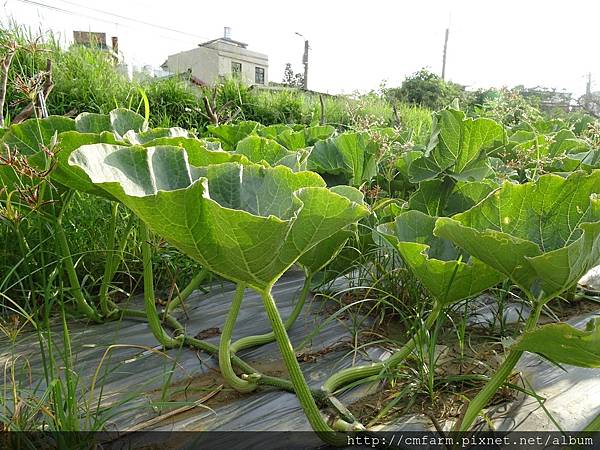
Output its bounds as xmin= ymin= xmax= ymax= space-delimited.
xmin=231 ymin=61 xmax=242 ymax=77
xmin=255 ymin=67 xmax=265 ymax=84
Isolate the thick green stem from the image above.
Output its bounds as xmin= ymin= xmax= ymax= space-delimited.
xmin=99 ymin=202 xmax=119 ymax=316
xmin=231 ymin=273 xmax=312 ymax=354
xmin=140 ymin=222 xmax=183 ymax=348
xmin=457 ymin=299 xmax=543 ymax=432
xmin=184 ymin=335 xmax=326 ymax=398
xmin=260 ymin=287 xmax=347 ymax=445
xmin=54 ymin=194 xmax=101 ymax=322
xmin=322 ymin=302 xmax=443 ymax=395
xmin=219 ymin=283 xmax=258 ymax=393
xmin=110 ymin=307 xmax=330 ymax=403
xmin=165 ymin=268 xmax=209 ymax=313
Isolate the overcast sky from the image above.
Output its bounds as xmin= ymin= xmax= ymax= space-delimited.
xmin=3 ymin=0 xmax=599 ymax=97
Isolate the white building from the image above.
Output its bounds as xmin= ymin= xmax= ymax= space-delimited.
xmin=163 ymin=28 xmax=268 ymax=86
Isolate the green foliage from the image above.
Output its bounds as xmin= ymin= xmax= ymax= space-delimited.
xmin=512 ymin=318 xmax=600 ymax=368
xmin=68 ymin=147 xmax=369 ymax=290
xmin=435 ymin=171 xmax=600 ymax=301
xmin=207 ymin=121 xmax=261 ymax=150
xmin=0 ymin=92 xmax=600 ymax=440
xmin=385 ymin=69 xmax=465 ymax=111
xmin=49 ymin=45 xmax=135 ymax=116
xmin=282 ymin=63 xmax=304 ymax=88
xmin=378 ymin=210 xmax=505 ymax=304
xmin=141 ymin=76 xmax=206 ymax=130
xmin=477 ymin=88 xmax=544 ymax=128
xmin=305 ymin=131 xmax=387 ymax=187
xmin=409 ymin=108 xmax=504 ymax=182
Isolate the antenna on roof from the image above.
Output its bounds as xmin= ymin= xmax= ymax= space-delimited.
xmin=224 ymin=27 xmax=231 ymax=39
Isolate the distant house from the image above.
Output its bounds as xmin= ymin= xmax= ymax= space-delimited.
xmin=72 ymin=31 xmax=120 ymax=62
xmin=162 ymin=28 xmax=268 ymax=86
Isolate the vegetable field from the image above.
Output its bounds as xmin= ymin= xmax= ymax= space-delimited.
xmin=1 ymin=95 xmax=599 ymax=447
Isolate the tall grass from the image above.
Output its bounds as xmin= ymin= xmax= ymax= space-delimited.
xmin=49 ymin=45 xmax=136 ymax=116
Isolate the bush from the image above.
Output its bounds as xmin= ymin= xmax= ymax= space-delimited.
xmin=385 ymin=68 xmax=465 ymax=111
xmin=476 ymin=88 xmax=543 ymax=127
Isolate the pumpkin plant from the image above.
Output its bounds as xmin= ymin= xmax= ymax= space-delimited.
xmin=434 ymin=170 xmax=600 ymax=431
xmin=320 ymin=210 xmax=505 ymax=403
xmin=68 ymin=144 xmax=370 ymax=443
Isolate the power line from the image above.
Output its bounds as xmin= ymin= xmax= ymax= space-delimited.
xmin=51 ymin=0 xmax=211 ymax=41
xmin=11 ymin=0 xmax=209 ymax=44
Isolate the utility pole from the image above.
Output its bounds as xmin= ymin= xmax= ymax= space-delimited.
xmin=586 ymin=72 xmax=592 ymax=96
xmin=302 ymin=39 xmax=309 ymax=90
xmin=441 ymin=27 xmax=449 ymax=80
xmin=295 ymin=32 xmax=309 ymax=90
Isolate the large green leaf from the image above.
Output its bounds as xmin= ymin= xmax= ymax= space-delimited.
xmin=275 ymin=129 xmax=307 ymax=150
xmin=444 ymin=180 xmax=498 ymax=216
xmin=396 ymin=150 xmax=422 ymax=179
xmin=68 ymin=147 xmax=369 ymax=290
xmin=297 ymin=186 xmax=366 ymax=274
xmin=123 ymin=127 xmax=188 ymax=145
xmin=1 ymin=116 xmax=75 ymax=156
xmin=303 ymin=125 xmax=335 ymax=145
xmin=76 ymin=108 xmax=147 ymax=136
xmin=109 ymin=108 xmax=147 ymax=136
xmin=307 ymin=132 xmax=379 ymax=186
xmin=0 ymin=116 xmax=76 ymax=188
xmin=257 ymin=124 xmax=292 ymax=139
xmin=308 ymin=138 xmax=345 ymax=175
xmin=512 ymin=318 xmax=600 ymax=368
xmin=54 ymin=131 xmax=120 ymax=198
xmin=409 ymin=109 xmax=504 ymax=182
xmin=141 ymin=137 xmax=246 ymax=166
xmin=408 ymin=178 xmax=455 ymax=216
xmin=551 ymin=148 xmax=600 ymax=173
xmin=435 ymin=171 xmax=600 ymax=301
xmin=274 ymin=125 xmax=334 ymax=151
xmin=234 ymin=135 xmax=310 ymax=171
xmin=207 ymin=121 xmax=261 ymax=150
xmin=548 ymin=129 xmax=588 ymax=157
xmin=235 ymin=135 xmax=293 ymax=165
xmin=297 ymin=229 xmax=354 ymax=275
xmin=378 ymin=211 xmax=505 ymax=304
xmin=75 ymin=112 xmax=110 ymax=133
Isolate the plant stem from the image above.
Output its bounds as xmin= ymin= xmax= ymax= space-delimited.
xmin=107 ymin=306 xmax=331 ymax=404
xmin=139 ymin=222 xmax=182 ymax=348
xmin=165 ymin=268 xmax=209 ymax=313
xmin=260 ymin=287 xmax=347 ymax=445
xmin=218 ymin=283 xmax=258 ymax=393
xmin=457 ymin=299 xmax=543 ymax=432
xmin=322 ymin=302 xmax=443 ymax=395
xmin=98 ymin=202 xmax=119 ymax=316
xmin=114 ymin=307 xmax=302 ymax=396
xmin=12 ymin=221 xmax=36 ymax=309
xmin=54 ymin=193 xmax=101 ymax=322
xmin=231 ymin=273 xmax=312 ymax=354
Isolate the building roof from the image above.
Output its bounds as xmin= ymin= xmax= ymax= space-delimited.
xmin=199 ymin=37 xmax=248 ymax=49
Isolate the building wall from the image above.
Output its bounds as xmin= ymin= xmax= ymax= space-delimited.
xmin=211 ymin=42 xmax=268 ymax=85
xmin=166 ymin=41 xmax=268 ymax=86
xmin=166 ymin=47 xmax=219 ymax=85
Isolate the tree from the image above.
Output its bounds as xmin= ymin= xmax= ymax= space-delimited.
xmin=282 ymin=63 xmax=304 ymax=88
xmin=384 ymin=68 xmax=465 ymax=110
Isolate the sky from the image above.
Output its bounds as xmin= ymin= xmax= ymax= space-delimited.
xmin=2 ymin=0 xmax=599 ymax=97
